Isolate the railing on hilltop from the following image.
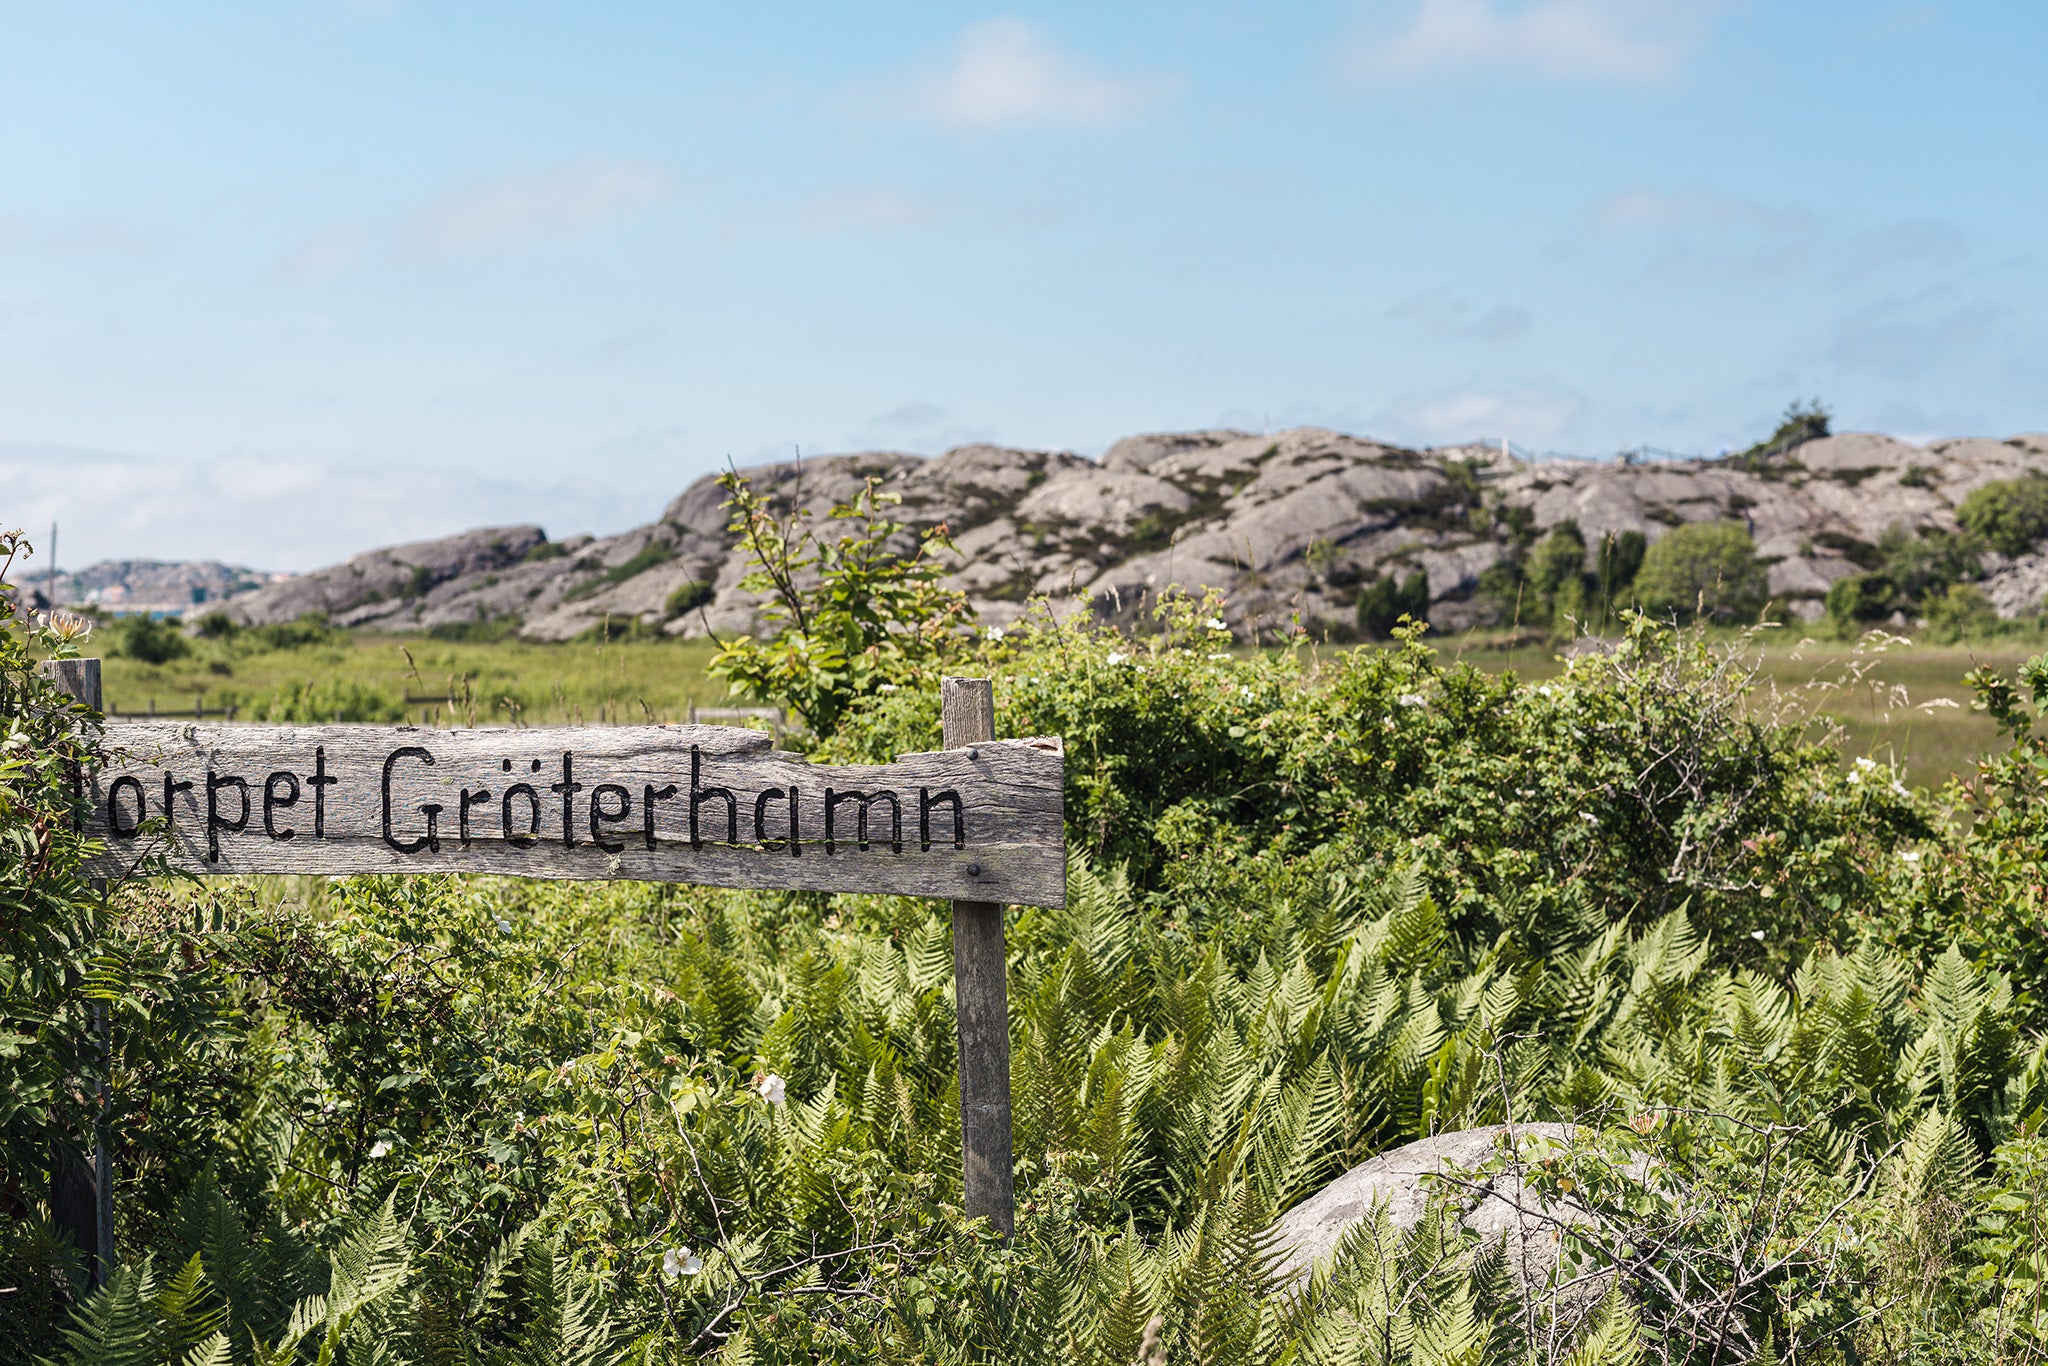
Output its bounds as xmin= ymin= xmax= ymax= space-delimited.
xmin=1468 ymin=438 xmax=1717 ymax=466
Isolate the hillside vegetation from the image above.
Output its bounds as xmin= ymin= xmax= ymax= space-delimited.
xmin=7 ymin=504 xmax=2048 ymax=1363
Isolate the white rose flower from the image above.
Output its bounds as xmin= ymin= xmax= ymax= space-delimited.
xmin=662 ymin=1246 xmax=704 ymax=1280
xmin=1396 ymin=694 xmax=1426 ymax=708
xmin=756 ymin=1073 xmax=787 ymax=1105
xmin=1206 ymin=617 xmax=1227 ymax=630
xmin=368 ymin=1139 xmax=392 ymax=1159
xmin=986 ymin=626 xmax=1005 ymax=641
xmin=1105 ymin=652 xmax=1128 ymax=666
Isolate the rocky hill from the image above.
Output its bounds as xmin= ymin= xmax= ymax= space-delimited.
xmin=218 ymin=426 xmax=2048 ymax=640
xmin=50 ymin=559 xmax=273 ymax=614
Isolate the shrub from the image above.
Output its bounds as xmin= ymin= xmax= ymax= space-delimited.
xmin=709 ymin=469 xmax=970 ymax=737
xmin=113 ymin=613 xmax=190 ymax=664
xmin=425 ymin=616 xmax=520 ymax=643
xmin=247 ymin=612 xmax=337 ymax=650
xmin=1594 ymin=528 xmax=1646 ymax=621
xmin=1355 ymin=566 xmax=1428 ymax=638
xmin=1922 ymin=582 xmax=2002 ymax=640
xmin=522 ymin=539 xmax=568 ymax=563
xmin=1958 ymin=475 xmax=2048 ymax=557
xmin=563 ymin=542 xmax=677 ymax=602
xmin=1826 ymin=571 xmax=1897 ymax=630
xmin=238 ymin=677 xmax=404 ymax=722
xmin=664 ymin=578 xmax=715 ymax=618
xmin=192 ymin=610 xmax=239 ymax=639
xmin=1633 ymin=521 xmax=1770 ymax=622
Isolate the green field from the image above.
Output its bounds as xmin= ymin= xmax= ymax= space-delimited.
xmin=1447 ymin=630 xmax=2032 ymax=793
xmin=101 ymin=631 xmax=726 ymax=727
xmin=97 ymin=623 xmax=2038 ymax=791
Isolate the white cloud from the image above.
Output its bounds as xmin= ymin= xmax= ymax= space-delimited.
xmin=1359 ymin=0 xmax=1711 ymax=84
xmin=407 ymin=161 xmax=677 ymax=254
xmin=1386 ymin=288 xmax=1532 ymax=342
xmin=0 ymin=445 xmax=656 ymax=572
xmin=1375 ymin=387 xmax=1584 ymax=444
xmin=791 ymin=188 xmax=947 ymax=233
xmin=1588 ymin=186 xmax=1817 ymax=277
xmin=908 ymin=18 xmax=1176 ymax=128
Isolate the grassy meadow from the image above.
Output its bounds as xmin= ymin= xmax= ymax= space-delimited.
xmin=100 ymin=630 xmax=726 ymax=727
xmin=95 ymin=617 xmax=2041 ymax=791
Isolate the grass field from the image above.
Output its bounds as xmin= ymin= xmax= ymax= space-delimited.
xmin=95 ymin=623 xmax=2041 ymax=791
xmin=1451 ymin=629 xmax=2032 ymax=794
xmin=101 ymin=632 xmax=726 ymax=727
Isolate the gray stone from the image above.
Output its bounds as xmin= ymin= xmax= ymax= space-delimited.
xmin=1267 ymin=1125 xmax=1579 ymax=1283
xmin=202 ymin=426 xmax=2048 ymax=642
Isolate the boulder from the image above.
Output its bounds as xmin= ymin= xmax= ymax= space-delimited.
xmin=1267 ymin=1123 xmax=1611 ymax=1308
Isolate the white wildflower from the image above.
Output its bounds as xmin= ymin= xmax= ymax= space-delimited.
xmin=1396 ymin=693 xmax=1426 ymax=708
xmin=986 ymin=626 xmax=1005 ymax=641
xmin=662 ymin=1246 xmax=704 ymax=1280
xmin=41 ymin=609 xmax=94 ymax=642
xmin=495 ymin=917 xmax=512 ymax=934
xmin=1105 ymin=652 xmax=1128 ymax=666
xmin=1750 ymin=930 xmax=1766 ymax=941
xmin=368 ymin=1139 xmax=392 ymax=1159
xmin=877 ymin=683 xmax=899 ymax=692
xmin=1207 ymin=652 xmax=1232 ymax=661
xmin=1206 ymin=617 xmax=1227 ymax=630
xmin=756 ymin=1072 xmax=786 ymax=1105
xmin=1579 ymin=812 xmax=1597 ymax=824
xmin=1901 ymin=850 xmax=1921 ymax=863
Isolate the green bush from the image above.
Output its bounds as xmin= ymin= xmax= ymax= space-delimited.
xmin=1923 ymin=582 xmax=2003 ymax=640
xmin=112 ymin=614 xmax=190 ymax=664
xmin=236 ymin=677 xmax=404 ymax=723
xmin=1958 ymin=475 xmax=2048 ymax=557
xmin=664 ymin=578 xmax=716 ymax=618
xmin=1355 ymin=566 xmax=1428 ymax=638
xmin=246 ymin=612 xmax=336 ymax=650
xmin=563 ymin=541 xmax=676 ymax=602
xmin=1632 ymin=521 xmax=1771 ymax=622
xmin=1826 ymin=571 xmax=1897 ymax=630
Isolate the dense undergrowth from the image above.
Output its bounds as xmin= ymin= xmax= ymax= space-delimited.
xmin=8 ymin=526 xmax=2048 ymax=1360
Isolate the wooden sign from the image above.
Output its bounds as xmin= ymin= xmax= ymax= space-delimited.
xmin=83 ymin=720 xmax=1066 ymax=908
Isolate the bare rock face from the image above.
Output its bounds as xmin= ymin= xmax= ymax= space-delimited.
xmin=226 ymin=526 xmax=545 ymax=628
xmin=212 ymin=427 xmax=2048 ymax=641
xmin=1266 ymin=1123 xmax=1603 ymax=1307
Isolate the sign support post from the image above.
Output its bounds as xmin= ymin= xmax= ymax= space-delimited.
xmin=942 ymin=677 xmax=1015 ymax=1236
xmin=41 ymin=657 xmax=114 ymax=1289
xmin=51 ymin=664 xmax=1051 ymax=1257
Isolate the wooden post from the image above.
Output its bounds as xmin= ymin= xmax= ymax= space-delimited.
xmin=40 ymin=656 xmax=114 ymax=1288
xmin=941 ymin=676 xmax=1014 ymax=1235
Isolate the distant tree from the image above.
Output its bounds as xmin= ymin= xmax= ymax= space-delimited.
xmin=1824 ymin=572 xmax=1897 ymax=632
xmin=1633 ymin=522 xmax=1771 ymax=623
xmin=114 ymin=613 xmax=190 ymax=664
xmin=1596 ymin=530 xmax=1647 ymax=622
xmin=1957 ymin=475 xmax=2048 ymax=557
xmin=1357 ymin=566 xmax=1429 ymax=639
xmin=1528 ymin=522 xmax=1588 ymax=631
xmin=1735 ymin=398 xmax=1832 ymax=463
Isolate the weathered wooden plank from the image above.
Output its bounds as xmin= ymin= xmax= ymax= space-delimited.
xmin=83 ymin=721 xmax=1066 ymax=907
xmin=944 ymin=677 xmax=1016 ymax=1237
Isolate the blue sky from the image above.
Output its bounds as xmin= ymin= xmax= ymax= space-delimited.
xmin=3 ymin=1 xmax=2044 ymax=570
